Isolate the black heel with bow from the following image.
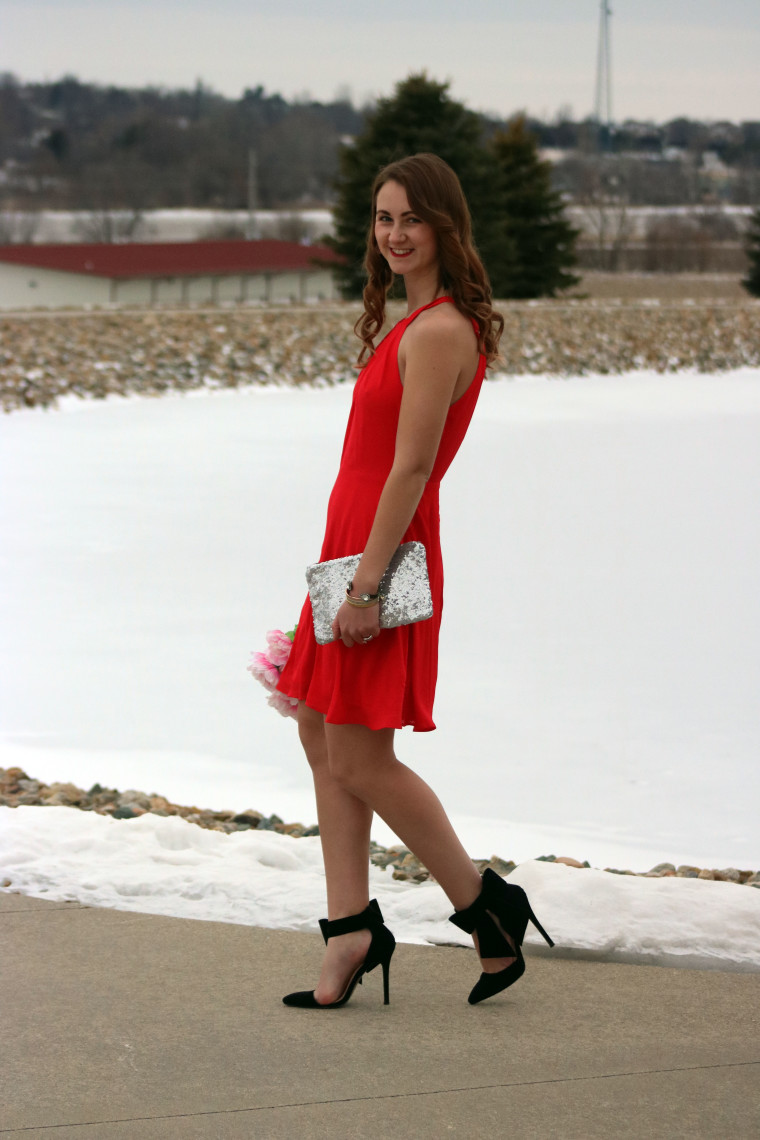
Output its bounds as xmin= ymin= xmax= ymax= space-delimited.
xmin=449 ymin=868 xmax=554 ymax=1005
xmin=282 ymin=899 xmax=395 ymax=1009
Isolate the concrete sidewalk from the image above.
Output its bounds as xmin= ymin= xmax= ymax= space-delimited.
xmin=2 ymin=892 xmax=758 ymax=1139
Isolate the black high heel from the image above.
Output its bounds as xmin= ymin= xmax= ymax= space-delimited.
xmin=449 ymin=867 xmax=554 ymax=1005
xmin=282 ymin=898 xmax=396 ymax=1009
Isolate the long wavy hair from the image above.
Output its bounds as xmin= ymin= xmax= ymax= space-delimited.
xmin=354 ymin=153 xmax=503 ymax=366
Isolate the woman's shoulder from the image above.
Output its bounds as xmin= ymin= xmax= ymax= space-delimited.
xmin=406 ymin=300 xmax=476 ymax=348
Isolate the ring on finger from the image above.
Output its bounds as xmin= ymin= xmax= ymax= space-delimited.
xmin=362 ymin=635 xmax=373 ymax=643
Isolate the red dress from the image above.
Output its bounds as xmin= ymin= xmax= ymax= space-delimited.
xmin=276 ymin=296 xmax=486 ymax=732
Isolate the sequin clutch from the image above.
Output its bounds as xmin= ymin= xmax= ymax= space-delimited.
xmin=306 ymin=541 xmax=433 ymax=645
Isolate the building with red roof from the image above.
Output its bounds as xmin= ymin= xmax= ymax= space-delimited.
xmin=0 ymin=240 xmax=343 ymax=309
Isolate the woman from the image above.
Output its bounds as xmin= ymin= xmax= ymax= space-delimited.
xmin=276 ymin=153 xmax=552 ymax=1008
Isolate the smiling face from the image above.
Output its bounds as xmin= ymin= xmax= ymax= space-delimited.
xmin=374 ymin=180 xmax=439 ymax=283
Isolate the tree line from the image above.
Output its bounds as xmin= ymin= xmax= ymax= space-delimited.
xmin=1 ymin=70 xmax=759 ymax=214
xmin=2 ymin=69 xmax=759 ymax=298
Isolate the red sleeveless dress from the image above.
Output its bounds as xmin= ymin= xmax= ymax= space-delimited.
xmin=276 ymin=296 xmax=486 ymax=732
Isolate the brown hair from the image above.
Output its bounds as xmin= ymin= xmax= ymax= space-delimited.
xmin=354 ymin=153 xmax=503 ymax=366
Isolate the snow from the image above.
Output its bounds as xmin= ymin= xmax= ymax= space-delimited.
xmin=1 ymin=369 xmax=759 ymax=967
xmin=12 ymin=205 xmax=754 ymax=245
xmin=2 ymin=805 xmax=758 ymax=971
xmin=9 ymin=208 xmax=334 ymax=245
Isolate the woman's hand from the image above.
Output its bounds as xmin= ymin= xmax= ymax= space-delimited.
xmin=331 ymin=599 xmax=381 ymax=648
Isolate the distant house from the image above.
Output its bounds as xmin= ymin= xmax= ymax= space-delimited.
xmin=0 ymin=239 xmax=343 ymax=310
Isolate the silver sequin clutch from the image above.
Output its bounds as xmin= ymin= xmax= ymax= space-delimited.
xmin=306 ymin=541 xmax=433 ymax=645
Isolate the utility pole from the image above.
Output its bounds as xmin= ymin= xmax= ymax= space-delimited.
xmin=247 ymin=148 xmax=259 ymax=240
xmin=593 ymin=1 xmax=613 ymax=151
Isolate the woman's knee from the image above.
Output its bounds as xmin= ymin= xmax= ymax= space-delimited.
xmin=326 ymin=752 xmax=365 ymax=794
xmin=324 ymin=724 xmax=395 ymax=794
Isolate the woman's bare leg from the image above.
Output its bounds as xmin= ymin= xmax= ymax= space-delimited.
xmin=324 ymin=722 xmax=481 ymax=908
xmin=294 ymin=707 xmax=513 ymax=1003
xmin=297 ymin=703 xmax=374 ymax=1004
xmin=324 ymin=722 xmax=515 ymax=973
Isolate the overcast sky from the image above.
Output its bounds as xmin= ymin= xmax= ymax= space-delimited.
xmin=3 ymin=0 xmax=759 ymax=123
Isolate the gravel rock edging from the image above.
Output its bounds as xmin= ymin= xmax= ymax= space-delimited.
xmin=1 ymin=766 xmax=758 ymax=889
xmin=3 ymin=301 xmax=760 ymax=413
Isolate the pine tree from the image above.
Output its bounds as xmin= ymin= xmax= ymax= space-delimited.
xmin=329 ymin=74 xmax=503 ymax=298
xmin=489 ymin=116 xmax=580 ymax=299
xmin=742 ymin=206 xmax=760 ymax=297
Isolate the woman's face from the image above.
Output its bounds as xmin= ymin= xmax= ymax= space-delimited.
xmin=374 ymin=180 xmax=438 ymax=280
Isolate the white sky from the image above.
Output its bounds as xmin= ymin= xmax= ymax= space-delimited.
xmin=2 ymin=0 xmax=760 ymax=123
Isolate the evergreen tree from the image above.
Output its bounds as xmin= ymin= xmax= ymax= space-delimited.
xmin=329 ymin=74 xmax=503 ymax=298
xmin=742 ymin=206 xmax=760 ymax=297
xmin=489 ymin=115 xmax=580 ymax=298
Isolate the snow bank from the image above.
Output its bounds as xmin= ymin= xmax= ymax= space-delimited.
xmin=2 ymin=806 xmax=757 ymax=972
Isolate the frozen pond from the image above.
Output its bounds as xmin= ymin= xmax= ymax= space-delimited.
xmin=2 ymin=370 xmax=760 ymax=872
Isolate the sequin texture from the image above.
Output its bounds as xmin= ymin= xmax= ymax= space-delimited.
xmin=306 ymin=542 xmax=433 ymax=645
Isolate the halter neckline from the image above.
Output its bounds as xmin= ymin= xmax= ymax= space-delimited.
xmin=404 ymin=295 xmax=454 ymax=321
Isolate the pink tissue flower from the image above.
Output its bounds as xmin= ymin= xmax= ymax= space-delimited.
xmin=247 ymin=651 xmax=280 ymax=692
xmin=265 ymin=629 xmax=294 ymax=668
xmin=267 ymin=689 xmax=299 ymax=719
xmin=248 ymin=625 xmax=298 ymax=720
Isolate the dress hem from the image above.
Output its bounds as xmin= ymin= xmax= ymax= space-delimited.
xmin=277 ymin=685 xmax=436 ymax=733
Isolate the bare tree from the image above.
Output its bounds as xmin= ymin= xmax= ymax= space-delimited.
xmin=575 ymin=159 xmax=635 ymax=270
xmin=276 ymin=212 xmax=311 ymax=242
xmin=199 ymin=218 xmax=247 ymax=241
xmin=644 ymin=209 xmax=740 ymax=272
xmin=0 ymin=211 xmax=40 ymax=243
xmin=72 ymin=209 xmax=145 ymax=243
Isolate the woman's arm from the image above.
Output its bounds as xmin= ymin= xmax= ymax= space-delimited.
xmin=332 ymin=314 xmax=472 ymax=647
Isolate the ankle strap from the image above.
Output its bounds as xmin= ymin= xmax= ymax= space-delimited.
xmin=449 ymin=868 xmax=507 ymax=935
xmin=448 ymin=872 xmax=492 ymax=934
xmin=319 ymin=899 xmax=384 ymax=943
xmin=449 ymin=894 xmax=484 ymax=935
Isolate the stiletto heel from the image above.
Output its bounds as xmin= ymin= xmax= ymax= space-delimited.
xmin=282 ymin=898 xmax=395 ymax=1009
xmin=526 ymin=904 xmax=554 ymax=949
xmin=449 ymin=868 xmax=554 ymax=1005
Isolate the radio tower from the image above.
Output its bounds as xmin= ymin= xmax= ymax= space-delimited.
xmin=594 ymin=1 xmax=613 ymax=149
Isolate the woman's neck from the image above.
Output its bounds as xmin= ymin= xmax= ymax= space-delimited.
xmin=403 ymin=269 xmax=445 ymax=315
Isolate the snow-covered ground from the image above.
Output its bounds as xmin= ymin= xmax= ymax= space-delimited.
xmin=1 ymin=370 xmax=759 ymax=965
xmin=6 ymin=205 xmax=752 ymax=245
xmin=2 ymin=804 xmax=758 ymax=971
xmin=1 ymin=208 xmax=334 ymax=245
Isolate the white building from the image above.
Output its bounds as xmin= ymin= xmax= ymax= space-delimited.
xmin=0 ymin=239 xmax=342 ymax=310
